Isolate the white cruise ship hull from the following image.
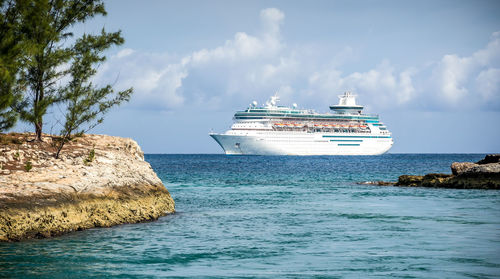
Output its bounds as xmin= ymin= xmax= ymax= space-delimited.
xmin=210 ymin=132 xmax=393 ymax=155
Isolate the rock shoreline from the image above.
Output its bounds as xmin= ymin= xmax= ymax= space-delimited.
xmin=360 ymin=154 xmax=500 ymax=190
xmin=0 ymin=133 xmax=175 ymax=241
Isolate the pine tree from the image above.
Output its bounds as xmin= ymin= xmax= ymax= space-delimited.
xmin=0 ymin=0 xmax=23 ymax=131
xmin=55 ymin=30 xmax=133 ymax=158
xmin=13 ymin=0 xmax=109 ymax=141
xmin=2 ymin=0 xmax=132 ymax=155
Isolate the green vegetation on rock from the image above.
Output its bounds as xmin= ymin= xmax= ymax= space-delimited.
xmin=23 ymin=161 xmax=32 ymax=172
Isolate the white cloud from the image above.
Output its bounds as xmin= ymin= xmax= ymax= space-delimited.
xmin=95 ymin=7 xmax=500 ymax=112
xmin=260 ymin=8 xmax=284 ymax=35
xmin=307 ymin=32 xmax=500 ymax=111
xmin=476 ymin=68 xmax=500 ymax=102
xmin=186 ymin=9 xmax=284 ymax=67
xmin=434 ymin=54 xmax=472 ymax=104
xmin=115 ymin=48 xmax=135 ymax=58
xmin=432 ymin=32 xmax=500 ymax=107
xmin=307 ymin=61 xmax=416 ymax=109
xmin=96 ymin=7 xmax=288 ymax=110
xmin=398 ymin=69 xmax=417 ymax=104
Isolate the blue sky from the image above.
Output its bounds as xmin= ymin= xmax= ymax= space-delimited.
xmin=14 ymin=0 xmax=500 ymax=153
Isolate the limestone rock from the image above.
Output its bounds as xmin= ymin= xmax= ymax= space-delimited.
xmin=451 ymin=162 xmax=476 ymax=175
xmin=0 ymin=133 xmax=175 ymax=242
xmin=460 ymin=163 xmax=500 ymax=176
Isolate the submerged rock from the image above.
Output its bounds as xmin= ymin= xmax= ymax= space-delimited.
xmin=396 ymin=175 xmax=424 ymax=186
xmin=0 ymin=133 xmax=175 ymax=241
xmin=357 ymin=181 xmax=395 ymax=186
xmin=396 ymin=173 xmax=452 ymax=187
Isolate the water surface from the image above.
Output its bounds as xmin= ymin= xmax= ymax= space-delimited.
xmin=1 ymin=154 xmax=499 ymax=278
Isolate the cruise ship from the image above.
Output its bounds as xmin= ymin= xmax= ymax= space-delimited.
xmin=210 ymin=92 xmax=393 ymax=155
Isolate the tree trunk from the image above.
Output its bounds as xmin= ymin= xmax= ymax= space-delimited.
xmin=34 ymin=55 xmax=44 ymax=142
xmin=55 ymin=143 xmax=62 ymax=159
xmin=35 ymin=121 xmax=43 ymax=141
xmin=55 ymin=133 xmax=71 ymax=159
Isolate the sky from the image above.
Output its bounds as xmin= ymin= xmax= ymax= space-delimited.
xmin=13 ymin=0 xmax=500 ymax=153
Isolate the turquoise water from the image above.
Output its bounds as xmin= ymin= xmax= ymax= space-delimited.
xmin=1 ymin=154 xmax=500 ymax=278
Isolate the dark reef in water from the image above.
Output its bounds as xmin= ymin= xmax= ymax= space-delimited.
xmin=361 ymin=154 xmax=500 ymax=190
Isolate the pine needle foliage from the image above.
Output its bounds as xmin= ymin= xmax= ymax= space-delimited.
xmin=11 ymin=0 xmax=122 ymax=142
xmin=0 ymin=0 xmax=24 ymax=131
xmin=1 ymin=0 xmax=133 ymax=158
xmin=55 ymin=30 xmax=133 ymax=158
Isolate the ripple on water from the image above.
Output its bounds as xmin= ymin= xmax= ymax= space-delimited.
xmin=0 ymin=154 xmax=499 ymax=278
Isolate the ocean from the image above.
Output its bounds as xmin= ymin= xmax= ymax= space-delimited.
xmin=1 ymin=154 xmax=499 ymax=278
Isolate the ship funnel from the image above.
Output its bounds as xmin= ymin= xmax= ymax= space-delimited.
xmin=329 ymin=91 xmax=364 ymax=114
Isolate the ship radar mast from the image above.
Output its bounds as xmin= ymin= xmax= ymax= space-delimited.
xmin=265 ymin=93 xmax=280 ymax=108
xmin=329 ymin=91 xmax=364 ymax=114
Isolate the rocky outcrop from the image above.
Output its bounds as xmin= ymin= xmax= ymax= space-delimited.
xmin=396 ymin=173 xmax=452 ymax=187
xmin=476 ymin=154 xmax=500 ymax=165
xmin=0 ymin=133 xmax=175 ymax=241
xmin=450 ymin=162 xmax=476 ymax=176
xmin=451 ymin=155 xmax=500 ymax=176
xmin=395 ymin=154 xmax=500 ymax=189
